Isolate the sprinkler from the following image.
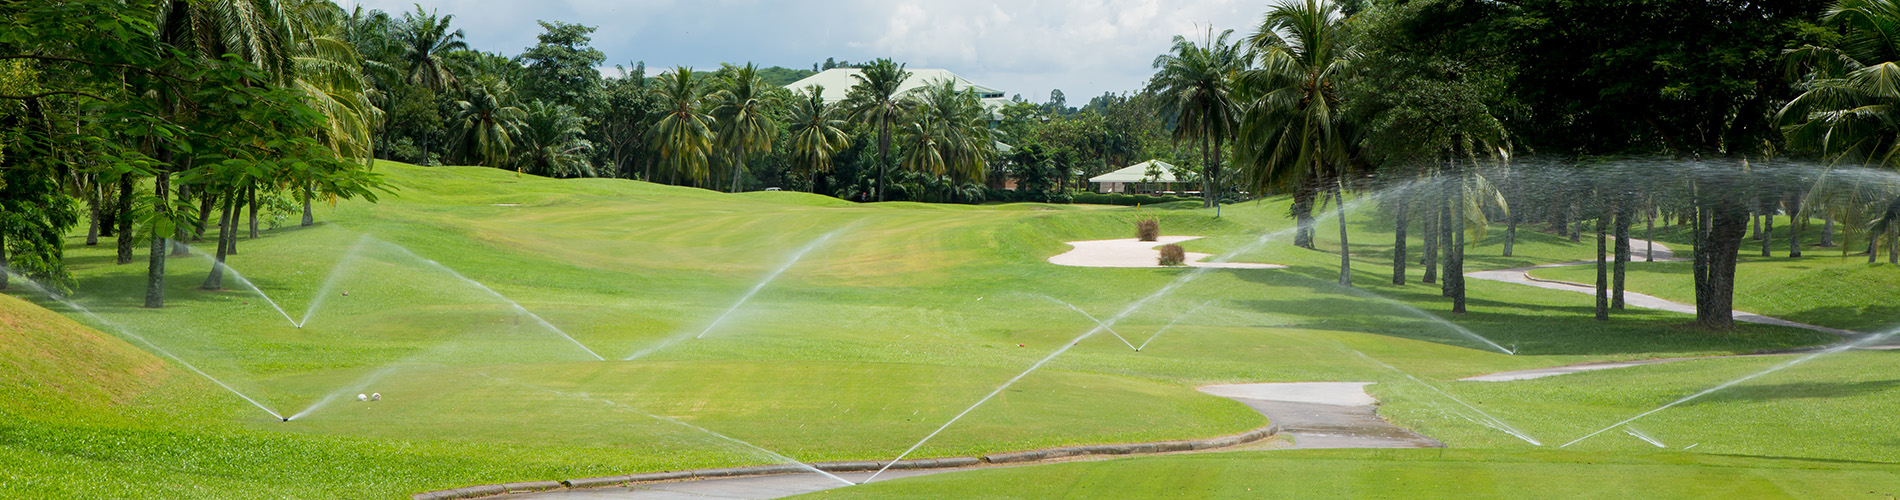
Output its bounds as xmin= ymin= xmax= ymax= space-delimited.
xmin=281 ymin=417 xmax=290 ymax=422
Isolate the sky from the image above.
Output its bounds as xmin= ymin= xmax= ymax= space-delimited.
xmin=342 ymin=0 xmax=1263 ymax=103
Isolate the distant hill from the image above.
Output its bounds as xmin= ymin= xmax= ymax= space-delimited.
xmin=759 ymin=66 xmax=818 ymax=87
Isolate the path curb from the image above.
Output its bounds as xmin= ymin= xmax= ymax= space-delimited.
xmin=411 ymin=424 xmax=1280 ymax=499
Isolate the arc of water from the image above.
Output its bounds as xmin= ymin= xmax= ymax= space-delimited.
xmin=6 ymin=271 xmax=285 ymax=420
xmin=1136 ymin=300 xmax=1215 ymax=351
xmin=623 ymin=229 xmax=845 ymax=361
xmin=1561 ymin=328 xmax=1898 ymax=448
xmin=1347 ymin=348 xmax=1542 ymax=445
xmin=695 ymin=231 xmax=839 ymax=340
xmin=1624 ymin=428 xmax=1667 ymax=448
xmin=1039 ymin=295 xmax=1138 ymax=350
xmin=181 ymin=245 xmax=300 ymax=328
xmin=298 ymin=235 xmax=370 ymax=328
xmin=374 ymin=238 xmax=606 ymax=361
xmin=861 ymin=201 xmax=1362 ymax=484
xmin=1331 ymin=284 xmax=1514 ymax=355
xmin=478 ymin=373 xmax=855 ymax=487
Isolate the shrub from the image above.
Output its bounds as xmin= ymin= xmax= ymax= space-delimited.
xmin=1136 ymin=219 xmax=1160 ymax=241
xmin=1158 ymin=244 xmax=1186 ymax=266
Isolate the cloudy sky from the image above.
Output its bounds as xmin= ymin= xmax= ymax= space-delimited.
xmin=342 ymin=0 xmax=1263 ymax=103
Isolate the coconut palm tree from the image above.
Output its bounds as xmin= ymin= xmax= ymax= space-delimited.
xmin=904 ymin=78 xmax=998 ymax=183
xmin=1149 ymin=28 xmax=1244 ymax=209
xmin=785 ymin=85 xmax=851 ymax=193
xmin=709 ymin=63 xmax=780 ymax=192
xmin=1236 ymin=0 xmax=1359 ymax=286
xmin=449 ymin=81 xmax=524 ymax=168
xmin=842 ymin=59 xmax=913 ymax=202
xmin=514 ymin=100 xmax=596 ymax=178
xmin=394 ymin=5 xmax=466 ymax=93
xmin=647 ymin=67 xmax=716 ymax=185
xmin=1781 ymin=0 xmax=1900 ymax=166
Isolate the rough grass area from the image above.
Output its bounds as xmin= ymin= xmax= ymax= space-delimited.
xmin=2 ymin=162 xmax=1885 ymax=499
xmin=1532 ymin=256 xmax=1900 ymax=332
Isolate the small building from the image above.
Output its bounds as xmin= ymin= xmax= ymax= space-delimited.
xmin=1089 ymin=160 xmax=1189 ymax=194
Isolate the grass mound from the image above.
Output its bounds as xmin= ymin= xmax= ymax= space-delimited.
xmin=0 ymin=293 xmax=169 ymax=414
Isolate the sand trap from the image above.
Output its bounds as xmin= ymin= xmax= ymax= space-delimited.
xmin=1049 ymin=236 xmax=1286 ymax=269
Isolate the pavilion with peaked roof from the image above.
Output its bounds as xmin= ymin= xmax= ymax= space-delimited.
xmin=1088 ymin=160 xmax=1190 ymax=194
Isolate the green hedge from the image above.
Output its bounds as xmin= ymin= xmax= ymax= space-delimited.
xmin=1071 ymin=192 xmax=1200 ymax=206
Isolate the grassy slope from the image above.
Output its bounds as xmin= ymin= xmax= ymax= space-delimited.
xmin=3 ymin=163 xmax=1885 ymax=498
xmin=1533 ymin=256 xmax=1899 ymax=332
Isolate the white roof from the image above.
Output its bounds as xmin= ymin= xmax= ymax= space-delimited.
xmin=786 ymin=68 xmax=1004 ymax=101
xmin=1089 ymin=160 xmax=1185 ymax=183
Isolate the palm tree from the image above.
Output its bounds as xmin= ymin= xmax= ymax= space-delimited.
xmin=449 ymin=81 xmax=524 ymax=168
xmin=1781 ymin=0 xmax=1900 ymax=166
xmin=709 ymin=63 xmax=780 ymax=192
xmin=394 ymin=5 xmax=467 ymax=161
xmin=1237 ymin=0 xmax=1358 ymax=286
xmin=842 ymin=59 xmax=913 ymax=202
xmin=514 ymin=100 xmax=596 ymax=178
xmin=1149 ymin=28 xmax=1244 ymax=209
xmin=785 ymin=85 xmax=851 ymax=193
xmin=647 ymin=67 xmax=716 ymax=185
xmin=904 ymin=79 xmax=998 ymax=183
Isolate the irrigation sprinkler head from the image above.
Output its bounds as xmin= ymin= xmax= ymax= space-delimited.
xmin=281 ymin=417 xmax=290 ymax=422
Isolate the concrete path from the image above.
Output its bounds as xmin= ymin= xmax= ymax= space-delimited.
xmin=1462 ymin=238 xmax=1893 ymax=382
xmin=1049 ymin=236 xmax=1285 ymax=269
xmin=1465 ymin=239 xmax=1860 ymax=337
xmin=506 ymin=382 xmax=1429 ymax=500
xmin=1199 ymin=382 xmax=1442 ymax=449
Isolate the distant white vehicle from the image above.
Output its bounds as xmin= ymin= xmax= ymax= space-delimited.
xmin=764 ymin=187 xmax=782 ymax=191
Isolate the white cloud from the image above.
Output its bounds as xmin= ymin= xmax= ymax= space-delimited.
xmin=345 ymin=0 xmax=1262 ymax=100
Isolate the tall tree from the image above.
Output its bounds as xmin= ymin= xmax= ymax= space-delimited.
xmin=517 ymin=20 xmax=604 ymax=109
xmin=1238 ymin=0 xmax=1359 ymax=286
xmin=709 ymin=63 xmax=779 ymax=192
xmin=841 ymin=59 xmax=913 ymax=202
xmin=646 ymin=67 xmax=715 ymax=185
xmin=784 ymin=85 xmax=851 ymax=194
xmin=1150 ymin=29 xmax=1243 ymax=209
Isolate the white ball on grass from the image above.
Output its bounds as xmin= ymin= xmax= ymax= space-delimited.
xmin=356 ymin=394 xmax=367 ymax=402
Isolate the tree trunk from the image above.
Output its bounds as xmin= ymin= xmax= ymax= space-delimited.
xmin=203 ymin=189 xmax=236 ymax=290
xmin=1871 ymin=235 xmax=1880 ymax=264
xmin=1787 ymin=193 xmax=1803 ymax=257
xmin=1890 ymin=227 xmax=1898 ymax=265
xmin=1614 ymin=202 xmax=1631 ymax=311
xmin=146 ymin=171 xmax=171 ymax=308
xmin=1596 ymin=215 xmax=1608 ymax=321
xmin=1392 ymin=194 xmax=1408 ymax=285
xmin=1760 ymin=210 xmax=1773 ymax=257
xmin=100 ymin=181 xmax=118 ymax=238
xmin=1201 ymin=135 xmax=1216 ymax=209
xmin=1820 ymin=216 xmax=1836 ymax=247
xmin=0 ymin=223 xmax=8 ymax=289
xmin=1569 ymin=203 xmax=1582 ymax=242
xmin=1449 ymin=161 xmax=1466 ymax=314
xmin=1440 ymin=172 xmax=1455 ymax=298
xmin=1334 ymin=176 xmax=1351 ymax=287
xmin=115 ymin=174 xmax=136 ymax=264
xmin=730 ymin=149 xmax=744 ymax=193
xmin=1697 ymin=194 xmax=1749 ymax=329
xmin=877 ymin=120 xmax=891 ymax=202
xmin=301 ymin=181 xmax=314 ymax=226
xmin=172 ymin=183 xmax=191 ymax=256
xmin=193 ymin=191 xmax=217 ymax=240
xmin=247 ymin=183 xmax=259 ymax=239
xmin=1292 ymin=177 xmax=1317 ymax=249
xmin=1645 ymin=209 xmax=1655 ymax=262
xmin=1502 ymin=208 xmax=1517 ymax=257
xmin=1422 ymin=193 xmax=1438 ymax=284
xmin=85 ymin=184 xmax=101 ymax=246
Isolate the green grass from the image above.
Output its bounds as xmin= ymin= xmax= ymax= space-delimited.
xmin=1533 ymin=256 xmax=1900 ymax=333
xmin=2 ymin=162 xmax=1889 ymax=498
xmin=795 ymin=450 xmax=1900 ymax=500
